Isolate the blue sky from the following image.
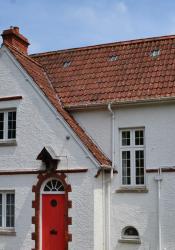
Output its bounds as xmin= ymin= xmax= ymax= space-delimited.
xmin=0 ymin=0 xmax=175 ymax=53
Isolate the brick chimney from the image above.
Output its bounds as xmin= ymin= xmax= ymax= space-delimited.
xmin=1 ymin=26 xmax=30 ymax=54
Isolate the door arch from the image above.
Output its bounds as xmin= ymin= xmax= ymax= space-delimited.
xmin=42 ymin=179 xmax=65 ymax=193
xmin=32 ymin=173 xmax=72 ymax=250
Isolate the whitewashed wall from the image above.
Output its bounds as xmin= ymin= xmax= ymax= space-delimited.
xmin=0 ymin=48 xmax=104 ymax=250
xmin=73 ymin=104 xmax=175 ymax=169
xmin=110 ymin=172 xmax=175 ymax=250
xmin=73 ymin=105 xmax=175 ymax=250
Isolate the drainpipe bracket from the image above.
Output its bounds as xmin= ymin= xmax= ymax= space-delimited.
xmin=155 ymin=175 xmax=163 ymax=181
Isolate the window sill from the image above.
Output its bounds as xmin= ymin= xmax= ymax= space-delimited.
xmin=118 ymin=238 xmax=141 ymax=244
xmin=0 ymin=140 xmax=17 ymax=146
xmin=0 ymin=228 xmax=16 ymax=236
xmin=116 ymin=186 xmax=148 ymax=193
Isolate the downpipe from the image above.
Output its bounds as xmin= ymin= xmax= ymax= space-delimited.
xmin=108 ymin=103 xmax=115 ymax=179
xmin=106 ymin=103 xmax=115 ymax=250
xmin=155 ymin=168 xmax=163 ymax=250
xmin=102 ymin=170 xmax=106 ymax=250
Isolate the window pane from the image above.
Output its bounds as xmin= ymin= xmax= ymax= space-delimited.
xmin=135 ymin=130 xmax=144 ymax=145
xmin=0 ymin=194 xmax=2 ymax=227
xmin=122 ymin=151 xmax=131 ymax=185
xmin=6 ymin=193 xmax=15 ymax=227
xmin=0 ymin=113 xmax=4 ymax=139
xmin=122 ymin=131 xmax=130 ymax=146
xmin=135 ymin=150 xmax=144 ymax=185
xmin=44 ymin=179 xmax=64 ymax=192
xmin=0 ymin=113 xmax=4 ymax=121
xmin=8 ymin=111 xmax=16 ymax=139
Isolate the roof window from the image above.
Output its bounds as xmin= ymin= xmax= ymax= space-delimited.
xmin=150 ymin=49 xmax=160 ymax=57
xmin=63 ymin=61 xmax=71 ymax=68
xmin=109 ymin=55 xmax=118 ymax=61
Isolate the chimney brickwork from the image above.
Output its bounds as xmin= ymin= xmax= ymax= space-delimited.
xmin=1 ymin=26 xmax=30 ymax=54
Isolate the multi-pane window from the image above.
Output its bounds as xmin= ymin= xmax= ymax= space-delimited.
xmin=0 ymin=192 xmax=15 ymax=229
xmin=8 ymin=112 xmax=16 ymax=139
xmin=122 ymin=151 xmax=131 ymax=185
xmin=6 ymin=194 xmax=15 ymax=227
xmin=120 ymin=128 xmax=145 ymax=186
xmin=0 ymin=110 xmax=16 ymax=140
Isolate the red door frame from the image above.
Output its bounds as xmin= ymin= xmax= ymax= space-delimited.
xmin=32 ymin=173 xmax=72 ymax=250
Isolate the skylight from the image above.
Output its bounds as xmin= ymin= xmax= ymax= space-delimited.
xmin=109 ymin=55 xmax=118 ymax=61
xmin=63 ymin=61 xmax=71 ymax=68
xmin=150 ymin=49 xmax=160 ymax=57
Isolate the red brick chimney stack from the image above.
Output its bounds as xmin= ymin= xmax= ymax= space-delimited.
xmin=1 ymin=26 xmax=30 ymax=54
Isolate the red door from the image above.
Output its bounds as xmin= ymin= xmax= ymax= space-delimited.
xmin=42 ymin=194 xmax=66 ymax=250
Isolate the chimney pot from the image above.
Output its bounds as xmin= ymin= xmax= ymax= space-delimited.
xmin=14 ymin=27 xmax=19 ymax=33
xmin=1 ymin=26 xmax=30 ymax=54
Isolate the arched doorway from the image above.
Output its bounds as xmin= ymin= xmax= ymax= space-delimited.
xmin=41 ymin=178 xmax=66 ymax=250
xmin=32 ymin=173 xmax=72 ymax=250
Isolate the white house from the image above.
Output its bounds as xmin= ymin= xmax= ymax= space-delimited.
xmin=0 ymin=26 xmax=175 ymax=250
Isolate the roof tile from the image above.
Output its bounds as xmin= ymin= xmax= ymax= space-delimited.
xmin=31 ymin=35 xmax=175 ymax=108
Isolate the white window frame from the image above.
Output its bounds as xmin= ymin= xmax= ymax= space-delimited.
xmin=0 ymin=191 xmax=15 ymax=229
xmin=120 ymin=128 xmax=145 ymax=186
xmin=0 ymin=109 xmax=16 ymax=141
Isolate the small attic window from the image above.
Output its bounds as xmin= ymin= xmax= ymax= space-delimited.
xmin=109 ymin=55 xmax=118 ymax=61
xmin=122 ymin=226 xmax=139 ymax=239
xmin=150 ymin=49 xmax=160 ymax=57
xmin=63 ymin=61 xmax=71 ymax=68
xmin=118 ymin=226 xmax=141 ymax=244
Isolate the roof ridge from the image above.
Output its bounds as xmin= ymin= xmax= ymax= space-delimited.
xmin=4 ymin=42 xmax=43 ymax=68
xmin=30 ymin=34 xmax=175 ymax=57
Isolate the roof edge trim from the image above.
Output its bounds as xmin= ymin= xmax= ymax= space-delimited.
xmin=65 ymin=96 xmax=175 ymax=111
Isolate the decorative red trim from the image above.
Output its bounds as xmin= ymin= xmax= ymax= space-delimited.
xmin=68 ymin=200 xmax=72 ymax=208
xmin=3 ymin=167 xmax=174 ymax=176
xmin=146 ymin=169 xmax=158 ymax=173
xmin=146 ymin=167 xmax=175 ymax=173
xmin=94 ymin=167 xmax=175 ymax=177
xmin=0 ymin=168 xmax=88 ymax=175
xmin=95 ymin=168 xmax=117 ymax=178
xmin=0 ymin=96 xmax=22 ymax=102
xmin=31 ymin=172 xmax=72 ymax=250
xmin=162 ymin=168 xmax=175 ymax=172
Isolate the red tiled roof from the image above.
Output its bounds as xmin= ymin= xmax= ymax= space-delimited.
xmin=31 ymin=35 xmax=175 ymax=108
xmin=4 ymin=42 xmax=111 ymax=167
xmin=5 ymin=33 xmax=175 ymax=168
